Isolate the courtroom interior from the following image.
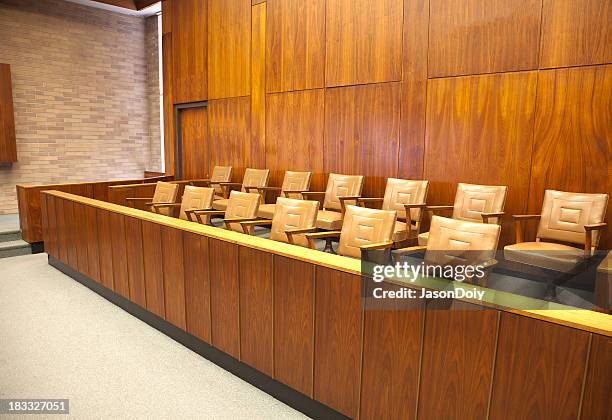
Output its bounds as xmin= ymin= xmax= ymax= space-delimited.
xmin=0 ymin=0 xmax=610 ymax=418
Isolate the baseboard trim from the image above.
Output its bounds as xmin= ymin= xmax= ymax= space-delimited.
xmin=48 ymin=256 xmax=349 ymax=420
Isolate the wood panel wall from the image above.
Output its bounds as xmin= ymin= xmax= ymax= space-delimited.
xmin=41 ymin=192 xmax=612 ymax=419
xmin=161 ymin=0 xmax=611 ymax=246
xmin=0 ymin=63 xmax=17 ymax=163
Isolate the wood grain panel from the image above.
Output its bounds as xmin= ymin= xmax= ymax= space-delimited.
xmin=161 ymin=0 xmax=172 ymax=34
xmin=489 ymin=312 xmax=590 ymax=419
xmin=580 ymin=334 xmax=612 ymax=420
xmin=424 ymin=72 xmax=538 ymax=245
xmin=63 ymin=201 xmax=78 ymax=269
xmin=528 ymin=66 xmax=611 ymax=247
xmin=172 ymin=0 xmax=207 ymax=104
xmin=266 ymin=0 xmax=325 ymax=93
xmin=314 ymin=267 xmax=362 ymax=418
xmin=125 ymin=217 xmax=146 ymax=308
xmin=110 ymin=213 xmax=130 ymax=299
xmin=325 ymin=0 xmax=402 ymax=87
xmin=540 ymin=0 xmax=612 ymax=68
xmin=161 ymin=227 xmax=186 ymax=329
xmin=249 ymin=3 xmax=266 ymax=169
xmin=162 ymin=33 xmax=175 ymax=175
xmin=183 ymin=232 xmax=211 ymax=342
xmin=428 ymin=0 xmax=541 ymax=77
xmin=418 ymin=301 xmax=499 ymax=419
xmin=209 ymin=239 xmax=240 ymax=358
xmin=208 ymin=0 xmax=251 ymax=99
xmin=55 ymin=199 xmax=68 ymax=264
xmin=266 ymin=90 xmax=325 ymax=190
xmin=142 ymin=221 xmax=165 ymax=319
xmin=399 ymin=0 xmax=429 ymax=180
xmin=180 ymin=107 xmax=209 ymax=179
xmin=40 ymin=192 xmax=49 ymax=251
xmin=85 ymin=205 xmax=100 ymax=283
xmin=44 ymin=195 xmax=58 ymax=259
xmin=273 ymin=256 xmax=315 ymax=397
xmin=208 ymin=97 xmax=251 ymax=180
xmin=0 ymin=63 xmax=17 ymax=163
xmin=324 ymin=83 xmax=401 ymax=197
xmin=97 ymin=210 xmax=114 ymax=291
xmin=360 ymin=280 xmax=424 ymax=419
xmin=238 ymin=246 xmax=273 ymax=376
xmin=74 ymin=203 xmax=89 ymax=275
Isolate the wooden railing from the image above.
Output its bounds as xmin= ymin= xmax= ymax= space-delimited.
xmin=40 ymin=190 xmax=611 ymax=419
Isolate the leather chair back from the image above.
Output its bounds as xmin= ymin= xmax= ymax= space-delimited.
xmin=338 ymin=205 xmax=396 ymax=258
xmin=281 ymin=171 xmax=312 ymax=199
xmin=323 ymin=174 xmax=364 ymax=211
xmin=211 ymin=166 xmax=233 ymax=196
xmin=179 ymin=186 xmax=214 ymax=221
xmin=242 ymin=168 xmax=270 ymax=191
xmin=425 ymin=215 xmax=500 ymax=268
xmin=382 ymin=178 xmax=429 ymax=221
xmin=452 ymin=183 xmax=507 ymax=224
xmin=536 ymin=190 xmax=608 ymax=246
xmin=152 ymin=182 xmax=179 ymax=216
xmin=270 ymin=197 xmax=319 ymax=246
xmin=225 ymin=191 xmax=261 ymax=232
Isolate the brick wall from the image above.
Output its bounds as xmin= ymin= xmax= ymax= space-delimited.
xmin=0 ymin=0 xmax=162 ymax=214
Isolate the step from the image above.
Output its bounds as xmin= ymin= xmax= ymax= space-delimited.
xmin=0 ymin=230 xmax=22 ymax=243
xmin=0 ymin=239 xmax=32 ymax=259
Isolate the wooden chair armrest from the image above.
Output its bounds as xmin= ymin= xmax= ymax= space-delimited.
xmin=481 ymin=211 xmax=505 ymax=224
xmin=282 ymin=189 xmax=307 ymax=198
xmin=512 ymin=214 xmax=541 ymax=243
xmin=359 ymin=241 xmax=394 ymax=251
xmin=357 ymin=197 xmax=384 ymax=207
xmin=240 ymin=219 xmax=273 ymax=235
xmin=338 ymin=195 xmax=361 ymax=214
xmin=285 ymin=227 xmax=318 ymax=244
xmin=426 ymin=205 xmax=454 ymax=211
xmin=393 ymin=245 xmax=427 ymax=259
xmin=125 ymin=197 xmax=153 ymax=202
xmin=243 ymin=186 xmax=262 ymax=193
xmin=512 ymin=214 xmax=541 ymax=220
xmin=257 ymin=186 xmax=282 ymax=191
xmin=402 ymin=203 xmax=427 ymax=228
xmin=223 ymin=217 xmax=258 ymax=230
xmin=152 ymin=203 xmax=181 ymax=208
xmin=190 ymin=209 xmax=224 ymax=224
xmin=304 ymin=230 xmax=341 ymax=250
xmin=584 ymin=223 xmax=607 ymax=255
xmin=584 ymin=223 xmax=607 ymax=231
xmin=481 ymin=258 xmax=498 ymax=269
xmin=301 ymin=191 xmax=326 ymax=197
xmin=189 ymin=178 xmax=211 ymax=187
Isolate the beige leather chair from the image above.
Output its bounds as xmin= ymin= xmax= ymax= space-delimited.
xmin=190 ymin=165 xmax=233 ymax=199
xmin=241 ymin=197 xmax=319 ymax=247
xmin=301 ymin=173 xmax=364 ymax=231
xmin=151 ymin=186 xmax=215 ymax=220
xmin=418 ymin=183 xmax=507 ymax=246
xmin=190 ymin=190 xmax=261 ymax=233
xmin=125 ymin=181 xmax=180 ymax=216
xmin=504 ymin=190 xmax=608 ymax=272
xmin=303 ymin=205 xmax=396 ymax=258
xmin=257 ymin=171 xmax=312 ymax=219
xmin=358 ymin=178 xmax=428 ymax=244
xmin=212 ymin=168 xmax=270 ymax=210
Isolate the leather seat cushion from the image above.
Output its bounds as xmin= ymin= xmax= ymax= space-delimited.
xmin=418 ymin=231 xmax=429 ymax=246
xmin=212 ymin=198 xmax=228 ymax=211
xmin=504 ymin=242 xmax=585 ymax=272
xmin=257 ymin=203 xmax=275 ymax=219
xmin=316 ymin=210 xmax=343 ymax=230
xmin=392 ymin=220 xmax=415 ymax=242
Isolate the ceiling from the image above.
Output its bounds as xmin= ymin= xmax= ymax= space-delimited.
xmin=63 ymin=0 xmax=160 ymax=15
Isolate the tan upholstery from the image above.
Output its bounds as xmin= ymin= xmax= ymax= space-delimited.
xmin=418 ymin=231 xmax=430 ymax=246
xmin=224 ymin=191 xmax=261 ymax=233
xmin=504 ymin=242 xmax=585 ymax=272
xmin=280 ymin=171 xmax=312 ymax=199
xmin=452 ymin=183 xmax=507 ymax=223
xmin=392 ymin=220 xmax=417 ymax=242
xmin=322 ymin=173 xmax=364 ymax=211
xmin=380 ymin=179 xmax=429 ymax=242
xmin=212 ymin=198 xmax=229 ymax=211
xmin=337 ymin=205 xmax=397 ymax=259
xmin=179 ymin=186 xmax=214 ymax=220
xmin=257 ymin=203 xmax=275 ymax=219
xmin=536 ymin=190 xmax=608 ymax=246
xmin=316 ymin=210 xmax=344 ymax=230
xmin=213 ymin=168 xmax=270 ymax=210
xmin=425 ymin=215 xmax=501 ymax=268
xmin=210 ymin=165 xmax=233 ymax=196
xmin=270 ymin=197 xmax=319 ymax=247
xmin=151 ymin=182 xmax=180 ymax=216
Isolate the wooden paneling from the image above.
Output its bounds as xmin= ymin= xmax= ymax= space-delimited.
xmin=97 ymin=210 xmax=114 ymax=291
xmin=162 ymin=33 xmax=175 ymax=175
xmin=208 ymin=97 xmax=251 ymax=180
xmin=314 ymin=267 xmax=362 ymax=418
xmin=107 ymin=183 xmax=157 ymax=209
xmin=360 ymin=280 xmax=425 ymax=419
xmin=398 ymin=0 xmax=429 ymax=180
xmin=208 ymin=0 xmax=251 ymax=99
xmin=161 ymin=227 xmax=186 ymax=329
xmin=580 ymin=334 xmax=612 ymax=420
xmin=540 ymin=0 xmax=612 ymax=68
xmin=180 ymin=107 xmax=209 ymax=179
xmin=249 ymin=3 xmax=266 ymax=169
xmin=161 ymin=0 xmax=172 ymax=34
xmin=125 ymin=217 xmax=146 ymax=308
xmin=74 ymin=203 xmax=89 ymax=275
xmin=528 ymin=66 xmax=611 ymax=246
xmin=209 ymin=239 xmax=241 ymax=358
xmin=183 ymin=232 xmax=211 ymax=342
xmin=44 ymin=195 xmax=58 ymax=259
xmin=85 ymin=205 xmax=100 ymax=283
xmin=40 ymin=192 xmax=49 ymax=247
xmin=239 ymin=247 xmax=273 ymax=376
xmin=325 ymin=0 xmax=403 ymax=87
xmin=324 ymin=83 xmax=401 ymax=197
xmin=172 ymin=0 xmax=207 ymax=104
xmin=418 ymin=301 xmax=499 ymax=419
xmin=142 ymin=221 xmax=165 ymax=319
xmin=489 ymin=313 xmax=590 ymax=419
xmin=424 ymin=72 xmax=538 ymax=245
xmin=0 ymin=63 xmax=17 ymax=163
xmin=273 ymin=256 xmax=315 ymax=397
xmin=64 ymin=201 xmax=78 ymax=269
xmin=55 ymin=199 xmax=68 ymax=264
xmin=266 ymin=0 xmax=325 ymax=93
xmin=428 ymin=0 xmax=541 ymax=77
xmin=110 ymin=213 xmax=130 ymax=299
xmin=266 ymin=90 xmax=325 ymax=190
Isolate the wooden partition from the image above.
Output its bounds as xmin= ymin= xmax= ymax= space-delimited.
xmin=41 ymin=191 xmax=611 ymax=419
xmin=16 ymin=175 xmax=172 ymax=243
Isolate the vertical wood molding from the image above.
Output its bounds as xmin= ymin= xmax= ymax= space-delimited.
xmin=249 ymin=3 xmax=266 ymax=168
